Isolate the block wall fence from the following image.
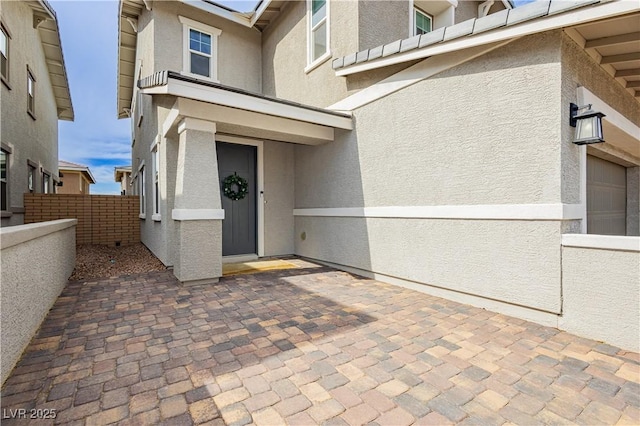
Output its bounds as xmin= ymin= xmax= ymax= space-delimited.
xmin=24 ymin=194 xmax=140 ymax=245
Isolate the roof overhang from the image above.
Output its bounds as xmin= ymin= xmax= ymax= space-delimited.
xmin=566 ymin=12 xmax=640 ymax=99
xmin=335 ymin=0 xmax=640 ymax=77
xmin=27 ymin=0 xmax=74 ymax=120
xmin=140 ymin=72 xmax=352 ymax=145
xmin=59 ymin=166 xmax=96 ymax=184
xmin=114 ymin=166 xmax=132 ymax=182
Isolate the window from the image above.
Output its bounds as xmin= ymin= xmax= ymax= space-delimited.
xmin=28 ymin=163 xmax=36 ymax=192
xmin=27 ymin=69 xmax=35 ymax=118
xmin=42 ymin=171 xmax=50 ymax=194
xmin=414 ymin=7 xmax=432 ymax=35
xmin=138 ymin=165 xmax=145 ymax=217
xmin=152 ymin=146 xmax=160 ymax=220
xmin=179 ymin=16 xmax=221 ymax=81
xmin=1 ymin=149 xmax=8 ymax=211
xmin=1 ymin=22 xmax=9 ymax=84
xmin=189 ymin=29 xmax=211 ymax=77
xmin=307 ymin=0 xmax=330 ymax=67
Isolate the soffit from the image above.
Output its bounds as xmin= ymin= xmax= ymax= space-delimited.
xmin=26 ymin=0 xmax=74 ymax=121
xmin=117 ymin=0 xmax=144 ymax=119
xmin=567 ymin=12 xmax=640 ymax=100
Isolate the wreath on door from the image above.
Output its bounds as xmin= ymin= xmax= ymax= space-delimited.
xmin=222 ymin=173 xmax=249 ymax=201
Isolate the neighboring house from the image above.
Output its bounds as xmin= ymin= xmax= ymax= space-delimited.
xmin=117 ymin=1 xmax=639 ymax=348
xmin=0 ymin=0 xmax=74 ymax=226
xmin=57 ymin=160 xmax=96 ymax=195
xmin=114 ymin=165 xmax=132 ymax=195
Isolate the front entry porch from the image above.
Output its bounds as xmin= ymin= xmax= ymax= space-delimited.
xmin=141 ymin=72 xmax=353 ymax=285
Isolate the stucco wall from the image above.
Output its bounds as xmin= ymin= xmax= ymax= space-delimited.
xmin=0 ymin=219 xmax=76 ymax=385
xmin=261 ymin=0 xmax=358 ymax=108
xmin=0 ymin=1 xmax=60 ymax=226
xmin=264 ymin=141 xmax=295 ymax=256
xmin=560 ymin=32 xmax=640 ymax=206
xmin=297 ymin=33 xmax=564 ymax=209
xmin=150 ymin=2 xmax=262 ymax=93
xmin=358 ymin=1 xmax=410 ymax=51
xmin=560 ymin=242 xmax=640 ymax=352
xmin=294 ymin=32 xmax=567 ymax=314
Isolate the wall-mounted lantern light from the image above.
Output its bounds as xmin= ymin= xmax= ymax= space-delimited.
xmin=570 ymin=103 xmax=606 ymax=145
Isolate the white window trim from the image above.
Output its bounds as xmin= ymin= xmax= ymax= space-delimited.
xmin=138 ymin=161 xmax=146 ymax=219
xmin=151 ymin=137 xmax=160 ymax=221
xmin=412 ymin=7 xmax=433 ymax=36
xmin=305 ymin=0 xmax=331 ymax=73
xmin=178 ymin=16 xmax=221 ymax=83
xmin=27 ymin=67 xmax=35 ymax=119
xmin=1 ymin=21 xmax=11 ymax=88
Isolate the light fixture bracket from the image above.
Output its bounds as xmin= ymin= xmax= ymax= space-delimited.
xmin=570 ymin=102 xmax=606 ymax=145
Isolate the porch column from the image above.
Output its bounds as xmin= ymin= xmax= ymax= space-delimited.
xmin=172 ymin=118 xmax=223 ymax=285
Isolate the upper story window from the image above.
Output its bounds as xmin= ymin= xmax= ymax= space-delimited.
xmin=306 ymin=0 xmax=330 ymax=71
xmin=27 ymin=68 xmax=35 ymax=118
xmin=1 ymin=22 xmax=10 ymax=85
xmin=179 ymin=16 xmax=221 ymax=82
xmin=414 ymin=8 xmax=432 ymax=35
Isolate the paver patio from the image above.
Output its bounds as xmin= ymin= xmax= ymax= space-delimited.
xmin=1 ymin=258 xmax=639 ymax=425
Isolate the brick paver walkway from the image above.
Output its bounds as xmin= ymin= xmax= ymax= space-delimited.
xmin=1 ymin=259 xmax=639 ymax=425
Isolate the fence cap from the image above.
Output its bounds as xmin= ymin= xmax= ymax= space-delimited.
xmin=1 ymin=219 xmax=77 ymax=250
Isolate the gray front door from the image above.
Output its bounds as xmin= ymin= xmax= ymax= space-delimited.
xmin=217 ymin=142 xmax=257 ymax=256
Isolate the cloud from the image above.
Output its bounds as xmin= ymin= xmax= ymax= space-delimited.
xmin=50 ymin=0 xmax=132 ymax=195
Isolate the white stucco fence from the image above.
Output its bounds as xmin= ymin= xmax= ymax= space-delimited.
xmin=1 ymin=219 xmax=77 ymax=385
xmin=560 ymin=234 xmax=640 ymax=353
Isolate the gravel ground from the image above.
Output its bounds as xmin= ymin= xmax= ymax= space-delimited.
xmin=70 ymin=243 xmax=166 ymax=281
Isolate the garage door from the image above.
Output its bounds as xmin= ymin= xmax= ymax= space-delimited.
xmin=587 ymin=155 xmax=627 ymax=235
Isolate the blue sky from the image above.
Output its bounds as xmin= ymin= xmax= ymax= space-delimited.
xmin=50 ymin=0 xmax=258 ymax=194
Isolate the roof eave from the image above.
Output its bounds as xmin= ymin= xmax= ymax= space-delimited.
xmin=28 ymin=1 xmax=74 ymax=121
xmin=335 ymin=0 xmax=639 ymax=76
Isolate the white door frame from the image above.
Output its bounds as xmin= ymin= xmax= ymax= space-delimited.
xmin=216 ymin=134 xmax=265 ymax=259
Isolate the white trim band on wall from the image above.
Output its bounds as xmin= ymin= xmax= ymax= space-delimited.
xmin=293 ymin=204 xmax=584 ymax=221
xmin=172 ymin=209 xmax=225 ymax=221
xmin=562 ymin=234 xmax=640 ymax=252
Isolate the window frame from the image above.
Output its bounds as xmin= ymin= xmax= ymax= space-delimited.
xmin=1 ymin=21 xmax=11 ymax=88
xmin=1 ymin=145 xmax=10 ymax=212
xmin=151 ymin=138 xmax=161 ymax=221
xmin=42 ymin=170 xmax=50 ymax=194
xmin=27 ymin=161 xmax=37 ymax=193
xmin=178 ymin=16 xmax=221 ymax=82
xmin=27 ymin=67 xmax=36 ymax=119
xmin=305 ymin=0 xmax=331 ymax=73
xmin=138 ymin=162 xmax=146 ymax=219
xmin=413 ymin=7 xmax=433 ymax=36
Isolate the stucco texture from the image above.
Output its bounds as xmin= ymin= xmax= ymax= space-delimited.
xmin=150 ymin=2 xmax=262 ymax=92
xmin=293 ymin=33 xmax=570 ymax=314
xmin=560 ymin=32 xmax=640 ymax=206
xmin=0 ymin=220 xmax=76 ymax=384
xmin=296 ymin=216 xmax=562 ymax=313
xmin=1 ymin=1 xmax=60 ymax=226
xmin=261 ymin=0 xmax=358 ymax=108
xmin=264 ymin=141 xmax=295 ymax=256
xmin=560 ymin=246 xmax=640 ymax=352
xmin=296 ymin=33 xmax=565 ymax=209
